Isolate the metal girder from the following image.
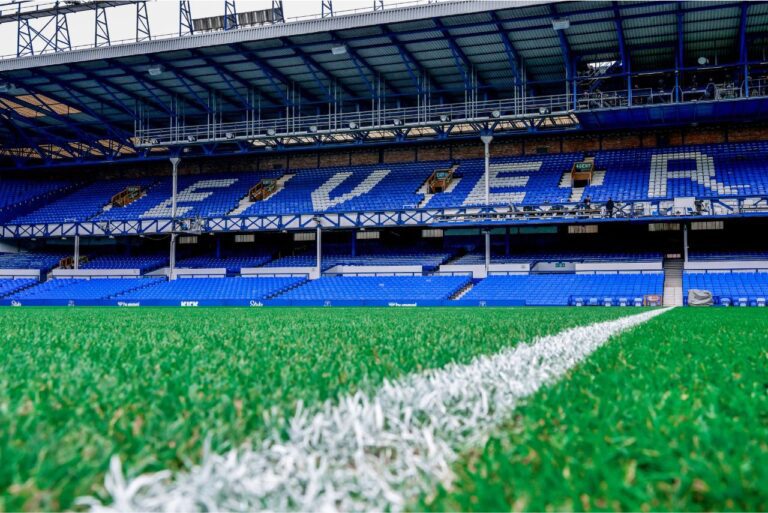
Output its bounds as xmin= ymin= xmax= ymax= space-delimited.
xmin=224 ymin=0 xmax=237 ymax=30
xmin=186 ymin=49 xmax=256 ymax=110
xmin=108 ymin=60 xmax=207 ymax=116
xmin=34 ymin=65 xmax=140 ymax=122
xmin=328 ymin=31 xmax=404 ymax=97
xmin=0 ymin=1 xmax=128 ymax=22
xmin=0 ymin=102 xmax=91 ymax=160
xmin=95 ymin=5 xmax=109 ymax=47
xmin=488 ymin=11 xmax=522 ymax=87
xmin=612 ymin=2 xmax=630 ymax=102
xmin=739 ymin=2 xmax=749 ymax=96
xmin=179 ymin=0 xmax=193 ymax=36
xmin=228 ymin=43 xmax=308 ymax=106
xmin=0 ymin=91 xmax=117 ymax=157
xmin=280 ymin=38 xmax=358 ymax=103
xmin=675 ymin=1 xmax=684 ymax=102
xmin=0 ymin=112 xmax=48 ymax=162
xmin=433 ymin=17 xmax=476 ymax=90
xmin=136 ymin=1 xmax=150 ymax=42
xmin=198 ymin=45 xmax=289 ymax=109
xmin=322 ymin=0 xmax=333 ymax=18
xmin=271 ymin=0 xmax=284 ymax=24
xmin=53 ymin=5 xmax=71 ymax=52
xmin=380 ymin=27 xmax=421 ymax=93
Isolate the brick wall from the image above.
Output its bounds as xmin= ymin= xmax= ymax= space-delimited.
xmin=524 ymin=138 xmax=560 ymax=155
xmin=451 ymin=143 xmax=484 ymax=159
xmin=562 ymin=137 xmax=600 ymax=153
xmin=684 ymin=129 xmax=725 ymax=145
xmin=417 ymin=145 xmax=451 ymax=162
xmin=350 ymin=151 xmax=379 ymax=166
xmin=319 ymin=152 xmax=350 ymax=168
xmin=383 ymin=147 xmax=417 ymax=163
xmin=492 ymin=140 xmax=523 ymax=157
xmin=261 ymin=155 xmax=288 ymax=170
xmin=728 ymin=125 xmax=768 ymax=142
xmin=289 ymin=154 xmax=319 ymax=170
xmin=601 ymin=134 xmax=641 ymax=150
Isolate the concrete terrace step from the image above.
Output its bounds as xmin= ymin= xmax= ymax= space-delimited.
xmin=663 ymin=258 xmax=684 ymax=305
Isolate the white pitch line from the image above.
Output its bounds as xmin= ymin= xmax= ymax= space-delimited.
xmin=81 ymin=308 xmax=670 ymax=513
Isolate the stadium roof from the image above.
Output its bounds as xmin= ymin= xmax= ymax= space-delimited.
xmin=0 ymin=0 xmax=766 ymax=166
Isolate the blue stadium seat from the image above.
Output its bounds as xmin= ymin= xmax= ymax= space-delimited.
xmin=115 ymin=277 xmax=304 ymax=301
xmin=461 ymin=273 xmax=663 ymax=306
xmin=277 ymin=275 xmax=470 ymax=301
xmin=684 ymin=271 xmax=768 ymax=306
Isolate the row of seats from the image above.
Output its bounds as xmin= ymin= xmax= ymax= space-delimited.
xmin=114 ymin=276 xmax=304 ymax=301
xmin=2 ymin=273 xmax=663 ymax=304
xmin=0 ymin=252 xmax=66 ymax=272
xmin=175 ymin=254 xmax=274 ymax=273
xmin=452 ymin=252 xmax=663 ymax=265
xmin=688 ymin=251 xmax=768 ymax=261
xmin=21 ymin=270 xmax=768 ymax=305
xmin=11 ymin=278 xmax=164 ymax=300
xmin=264 ymin=252 xmax=453 ymax=270
xmin=5 ymin=141 xmax=768 ymax=225
xmin=0 ymin=278 xmax=37 ymax=297
xmin=462 ymin=273 xmax=664 ymax=306
xmin=277 ymin=275 xmax=470 ymax=301
xmin=81 ymin=255 xmax=168 ymax=273
xmin=684 ymin=271 xmax=768 ymax=305
xmin=0 ymin=178 xmax=74 ymax=221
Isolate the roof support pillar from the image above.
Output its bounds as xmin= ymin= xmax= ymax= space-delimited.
xmin=481 ymin=132 xmax=493 ymax=206
xmin=169 ymin=156 xmax=180 ymax=280
xmin=675 ymin=4 xmax=683 ymax=103
xmin=739 ymin=2 xmax=749 ymax=97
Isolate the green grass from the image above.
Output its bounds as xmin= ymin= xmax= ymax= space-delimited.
xmin=0 ymin=307 xmax=631 ymax=512
xmin=420 ymin=308 xmax=768 ymax=512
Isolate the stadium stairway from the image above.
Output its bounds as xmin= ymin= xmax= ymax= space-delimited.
xmin=663 ymin=258 xmax=684 ymax=306
xmin=228 ymin=173 xmax=296 ymax=216
xmin=450 ymin=279 xmax=476 ymax=300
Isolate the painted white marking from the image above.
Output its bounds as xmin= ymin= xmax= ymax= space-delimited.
xmin=81 ymin=308 xmax=669 ymax=513
xmin=463 ymin=161 xmax=542 ymax=206
xmin=648 ymin=152 xmax=739 ymax=198
xmin=141 ymin=179 xmax=238 ymax=218
xmin=311 ymin=169 xmax=390 ymax=211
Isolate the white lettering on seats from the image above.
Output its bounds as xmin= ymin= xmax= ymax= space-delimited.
xmin=463 ymin=162 xmax=543 ymax=205
xmin=311 ymin=169 xmax=390 ymax=211
xmin=141 ymin=179 xmax=238 ymax=218
xmin=648 ymin=152 xmax=738 ymax=198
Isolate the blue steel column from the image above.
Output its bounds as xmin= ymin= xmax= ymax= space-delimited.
xmin=739 ymin=2 xmax=749 ymax=97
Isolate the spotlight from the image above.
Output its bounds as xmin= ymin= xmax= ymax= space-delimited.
xmin=309 ymin=125 xmax=318 ymax=133
xmin=187 ymin=135 xmax=197 ymax=142
xmin=225 ymin=132 xmax=235 ymax=140
xmin=539 ymin=107 xmax=550 ymax=114
xmin=439 ymin=114 xmax=450 ymax=122
xmin=392 ymin=118 xmax=402 ymax=126
xmin=150 ymin=138 xmax=160 ymax=145
xmin=331 ymin=45 xmax=348 ymax=55
xmin=349 ymin=122 xmax=358 ymax=129
xmin=267 ymin=128 xmax=276 ymax=136
xmin=147 ymin=65 xmax=165 ymax=76
xmin=491 ymin=110 xmax=501 ymax=119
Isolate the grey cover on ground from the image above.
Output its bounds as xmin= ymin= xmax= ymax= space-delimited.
xmin=688 ymin=289 xmax=713 ymax=306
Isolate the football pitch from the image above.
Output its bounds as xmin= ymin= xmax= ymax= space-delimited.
xmin=0 ymin=307 xmax=765 ymax=512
